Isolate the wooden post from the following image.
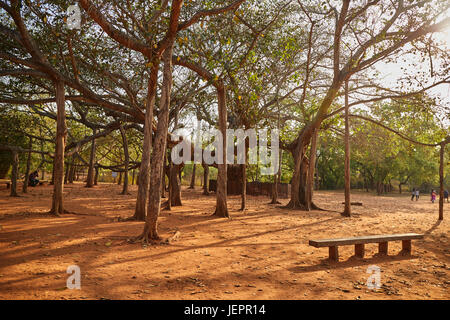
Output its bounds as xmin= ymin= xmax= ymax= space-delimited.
xmin=329 ymin=246 xmax=339 ymax=262
xmin=402 ymin=240 xmax=411 ymax=254
xmin=355 ymin=244 xmax=365 ymax=258
xmin=343 ymin=78 xmax=351 ymax=217
xmin=378 ymin=242 xmax=388 ymax=255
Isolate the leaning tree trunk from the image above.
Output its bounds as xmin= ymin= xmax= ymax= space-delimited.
xmin=50 ymin=80 xmax=66 ymax=215
xmin=189 ymin=163 xmax=196 ymax=189
xmin=119 ymin=125 xmax=130 ymax=195
xmin=10 ymin=151 xmax=19 ymax=197
xmin=134 ymin=62 xmax=159 ymax=221
xmin=439 ymin=143 xmax=445 ymax=220
xmin=202 ymin=164 xmax=209 ymax=195
xmin=342 ymin=79 xmax=351 ymax=217
xmin=138 ymin=40 xmax=175 ymax=241
xmin=213 ymin=82 xmax=229 ymax=218
xmin=85 ymin=129 xmax=96 ymax=188
xmin=23 ymin=138 xmax=32 ymax=193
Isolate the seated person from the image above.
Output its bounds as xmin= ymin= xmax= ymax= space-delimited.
xmin=28 ymin=170 xmax=39 ymax=187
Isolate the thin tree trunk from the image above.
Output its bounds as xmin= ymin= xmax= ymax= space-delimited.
xmin=166 ymin=157 xmax=172 ymax=211
xmin=139 ymin=39 xmax=176 ymax=241
xmin=86 ymin=129 xmax=96 ymax=187
xmin=50 ymin=159 xmax=55 ymax=185
xmin=94 ymin=166 xmax=99 ymax=185
xmin=439 ymin=143 xmax=445 ymax=220
xmin=10 ymin=151 xmax=19 ymax=197
xmin=189 ymin=163 xmax=196 ymax=189
xmin=134 ymin=62 xmax=159 ymax=221
xmin=64 ymin=161 xmax=69 ymax=185
xmin=202 ymin=164 xmax=209 ymax=195
xmin=132 ymin=169 xmax=135 ymax=185
xmin=305 ymin=128 xmax=318 ymax=210
xmin=240 ymin=143 xmax=249 ymax=211
xmin=270 ymin=148 xmax=282 ymax=204
xmin=120 ymin=125 xmax=130 ymax=195
xmin=50 ymin=80 xmax=66 ymax=215
xmin=69 ymin=155 xmax=75 ymax=184
xmin=342 ymin=79 xmax=351 ymax=217
xmin=170 ymin=164 xmax=182 ymax=206
xmin=213 ymin=82 xmax=229 ymax=218
xmin=23 ymin=137 xmax=32 ymax=193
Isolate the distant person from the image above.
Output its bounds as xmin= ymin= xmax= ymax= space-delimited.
xmin=411 ymin=188 xmax=416 ymax=201
xmin=28 ymin=170 xmax=39 ymax=187
xmin=431 ymin=189 xmax=437 ymax=203
xmin=444 ymin=190 xmax=449 ymax=203
xmin=415 ymin=189 xmax=419 ymax=201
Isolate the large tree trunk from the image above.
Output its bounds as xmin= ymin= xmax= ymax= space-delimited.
xmin=286 ymin=137 xmax=307 ymax=209
xmin=119 ymin=125 xmax=130 ymax=195
xmin=189 ymin=163 xmax=196 ymax=189
xmin=50 ymin=80 xmax=66 ymax=215
xmin=134 ymin=63 xmax=159 ymax=221
xmin=85 ymin=129 xmax=96 ymax=188
xmin=213 ymin=82 xmax=229 ymax=218
xmin=23 ymin=138 xmax=32 ymax=193
xmin=439 ymin=143 xmax=445 ymax=220
xmin=202 ymin=164 xmax=209 ymax=195
xmin=10 ymin=151 xmax=19 ymax=197
xmin=342 ymin=79 xmax=351 ymax=217
xmin=138 ymin=40 xmax=175 ymax=241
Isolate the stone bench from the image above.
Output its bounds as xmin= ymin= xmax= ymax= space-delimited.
xmin=309 ymin=233 xmax=424 ymax=262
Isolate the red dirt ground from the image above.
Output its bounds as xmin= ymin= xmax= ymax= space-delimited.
xmin=0 ymin=182 xmax=448 ymax=300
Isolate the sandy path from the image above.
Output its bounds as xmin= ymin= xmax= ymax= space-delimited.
xmin=0 ymin=182 xmax=448 ymax=300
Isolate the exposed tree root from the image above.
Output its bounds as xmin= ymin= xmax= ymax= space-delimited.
xmin=282 ymin=200 xmax=307 ymax=210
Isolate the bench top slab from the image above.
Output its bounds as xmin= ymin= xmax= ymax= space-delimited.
xmin=309 ymin=233 xmax=424 ymax=247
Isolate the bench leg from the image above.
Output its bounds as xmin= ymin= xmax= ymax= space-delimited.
xmin=6 ymin=183 xmax=10 ymax=189
xmin=355 ymin=244 xmax=365 ymax=258
xmin=329 ymin=246 xmax=339 ymax=262
xmin=378 ymin=242 xmax=388 ymax=255
xmin=402 ymin=240 xmax=411 ymax=255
